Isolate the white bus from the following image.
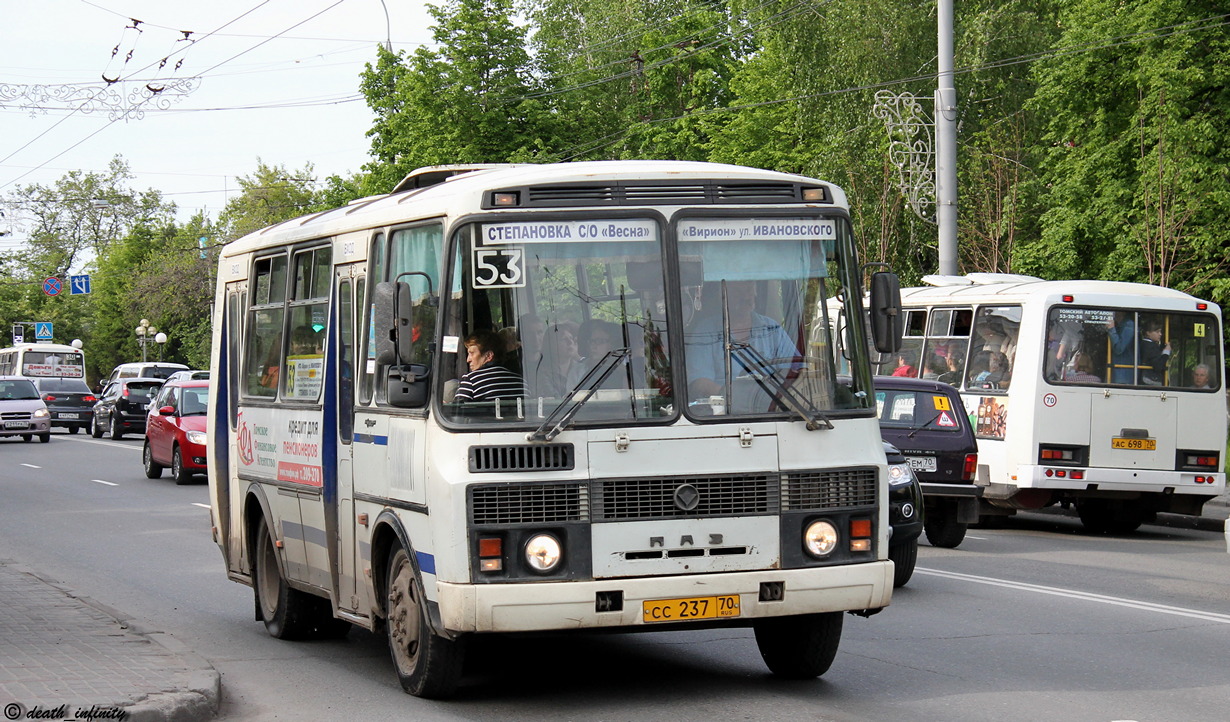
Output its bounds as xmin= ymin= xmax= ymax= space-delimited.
xmin=0 ymin=341 xmax=86 ymax=379
xmin=873 ymin=273 xmax=1226 ymax=533
xmin=207 ymin=161 xmax=903 ymax=698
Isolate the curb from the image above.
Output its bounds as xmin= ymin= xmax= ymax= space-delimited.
xmin=6 ymin=564 xmax=221 ymax=722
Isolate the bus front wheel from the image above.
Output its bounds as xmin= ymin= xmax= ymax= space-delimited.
xmin=754 ymin=611 xmax=843 ymax=679
xmin=386 ymin=546 xmax=465 ymax=698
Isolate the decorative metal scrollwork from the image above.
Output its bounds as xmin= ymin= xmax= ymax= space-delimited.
xmin=872 ymin=90 xmax=936 ymax=224
xmin=0 ymin=77 xmax=199 ymax=122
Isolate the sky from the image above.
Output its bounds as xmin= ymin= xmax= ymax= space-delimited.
xmin=0 ymin=0 xmax=436 ymax=247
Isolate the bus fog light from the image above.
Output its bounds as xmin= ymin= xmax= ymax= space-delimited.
xmin=850 ymin=538 xmax=871 ymax=552
xmin=525 ymin=534 xmax=562 ymax=572
xmin=804 ymin=520 xmax=838 ymax=557
xmin=480 ymin=558 xmax=503 ymax=572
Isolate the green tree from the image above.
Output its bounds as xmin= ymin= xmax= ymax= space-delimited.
xmin=215 ymin=161 xmax=323 ymax=243
xmin=1018 ymin=0 xmax=1230 ymax=307
xmin=359 ymin=0 xmax=553 ymax=191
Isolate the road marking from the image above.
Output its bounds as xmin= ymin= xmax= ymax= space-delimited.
xmin=918 ymin=567 xmax=1230 ymax=624
xmin=91 ymin=479 xmax=118 ymax=486
xmin=965 ymin=535 xmax=987 ymax=540
xmin=21 ymin=463 xmax=40 ymax=469
xmin=192 ymin=503 xmax=211 ymax=509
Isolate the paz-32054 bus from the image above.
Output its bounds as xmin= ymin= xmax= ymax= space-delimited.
xmin=207 ymin=161 xmax=903 ymax=697
xmin=880 ymin=274 xmax=1225 ymax=533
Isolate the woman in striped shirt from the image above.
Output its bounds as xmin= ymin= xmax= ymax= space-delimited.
xmin=453 ymin=330 xmax=526 ymax=402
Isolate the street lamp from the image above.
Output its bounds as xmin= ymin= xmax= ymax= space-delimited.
xmin=136 ymin=318 xmax=157 ymax=363
xmin=155 ymin=331 xmax=167 ymax=361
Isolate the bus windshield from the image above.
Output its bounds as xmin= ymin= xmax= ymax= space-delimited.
xmin=436 ymin=214 xmax=861 ymax=426
xmin=1046 ymin=305 xmax=1221 ymax=390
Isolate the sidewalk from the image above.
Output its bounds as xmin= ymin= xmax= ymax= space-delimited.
xmin=0 ymin=559 xmax=219 ymax=722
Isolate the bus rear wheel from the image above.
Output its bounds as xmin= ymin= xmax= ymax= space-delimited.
xmin=754 ymin=612 xmax=843 ymax=679
xmin=1077 ymin=499 xmax=1145 ymax=534
xmin=386 ymin=546 xmax=465 ymax=698
xmin=253 ymin=518 xmax=345 ymax=640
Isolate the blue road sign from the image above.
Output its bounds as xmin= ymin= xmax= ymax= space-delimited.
xmin=34 ymin=322 xmax=53 ymax=340
xmin=43 ymin=277 xmax=62 ymax=296
xmin=70 ymin=274 xmax=92 ymax=295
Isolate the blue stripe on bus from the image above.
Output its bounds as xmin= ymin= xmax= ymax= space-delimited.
xmin=416 ymin=550 xmax=435 ymax=575
xmin=354 ymin=433 xmax=389 ymax=445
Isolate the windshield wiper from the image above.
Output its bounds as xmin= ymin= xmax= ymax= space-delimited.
xmin=728 ymin=342 xmax=834 ymax=431
xmin=906 ymin=412 xmax=943 ymax=438
xmin=527 ymin=348 xmax=631 ymax=442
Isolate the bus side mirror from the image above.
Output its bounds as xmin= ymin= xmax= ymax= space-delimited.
xmin=374 ymin=281 xmax=415 ymax=365
xmin=869 ymin=271 xmax=904 ymax=354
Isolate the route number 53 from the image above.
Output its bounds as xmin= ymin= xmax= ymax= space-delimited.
xmin=473 ymin=248 xmax=525 ymax=288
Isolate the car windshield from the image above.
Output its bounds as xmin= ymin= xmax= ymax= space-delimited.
xmin=179 ymin=387 xmax=209 ymax=415
xmin=0 ymin=380 xmax=40 ymax=400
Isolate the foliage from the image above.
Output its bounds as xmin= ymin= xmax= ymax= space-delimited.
xmin=215 ymin=161 xmax=323 ymax=243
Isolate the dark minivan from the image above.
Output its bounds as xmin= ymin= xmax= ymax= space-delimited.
xmin=870 ymin=376 xmax=981 ymax=548
xmin=91 ymin=377 xmax=165 ymax=440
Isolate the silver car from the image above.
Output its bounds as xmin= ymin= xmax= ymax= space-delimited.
xmin=0 ymin=376 xmax=52 ymax=443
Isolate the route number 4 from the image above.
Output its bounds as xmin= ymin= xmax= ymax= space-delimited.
xmin=473 ymin=248 xmax=525 ymax=288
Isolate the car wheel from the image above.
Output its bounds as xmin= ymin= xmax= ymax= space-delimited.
xmin=90 ymin=414 xmax=103 ymax=438
xmin=753 ymin=612 xmax=843 ymax=679
xmin=68 ymin=425 xmax=79 ymax=434
xmin=143 ymin=442 xmax=164 ymax=479
xmin=109 ymin=413 xmax=123 ymax=440
xmin=924 ymin=501 xmax=968 ymax=548
xmin=21 ymin=434 xmax=32 ymax=442
xmin=888 ymin=539 xmax=918 ymax=588
xmin=386 ymin=546 xmax=465 ymax=698
xmin=38 ymin=432 xmax=50 ymax=443
xmin=172 ymin=447 xmax=193 ymax=485
xmin=252 ymin=518 xmax=340 ymax=640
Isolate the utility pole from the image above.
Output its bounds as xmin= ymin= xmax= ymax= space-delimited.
xmin=935 ymin=0 xmax=959 ymax=275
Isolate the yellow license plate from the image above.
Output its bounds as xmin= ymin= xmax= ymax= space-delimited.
xmin=1112 ymin=437 xmax=1156 ymax=451
xmin=642 ymin=594 xmax=741 ymax=623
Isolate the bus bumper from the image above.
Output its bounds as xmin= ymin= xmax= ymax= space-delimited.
xmin=435 ymin=562 xmax=894 ymax=634
xmin=1017 ymin=465 xmax=1225 ymax=495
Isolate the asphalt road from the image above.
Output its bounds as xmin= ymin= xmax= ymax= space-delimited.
xmin=2 ymin=431 xmax=1228 ymax=721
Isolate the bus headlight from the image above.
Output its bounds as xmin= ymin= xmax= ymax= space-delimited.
xmin=803 ymin=520 xmax=838 ymax=558
xmin=524 ymin=534 xmax=562 ymax=572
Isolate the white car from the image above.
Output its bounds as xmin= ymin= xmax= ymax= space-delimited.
xmin=1224 ymin=517 xmax=1229 ymax=554
xmin=0 ymin=376 xmax=52 ymax=443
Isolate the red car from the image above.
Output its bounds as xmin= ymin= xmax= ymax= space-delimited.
xmin=143 ymin=375 xmax=209 ymax=484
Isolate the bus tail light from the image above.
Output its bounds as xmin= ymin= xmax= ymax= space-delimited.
xmin=962 ymin=453 xmax=978 ymax=482
xmin=1177 ymin=450 xmax=1219 ymax=472
xmin=1039 ymin=444 xmax=1087 ymax=466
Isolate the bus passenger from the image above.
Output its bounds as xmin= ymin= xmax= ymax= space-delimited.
xmin=1064 ymin=352 xmax=1102 ymax=383
xmin=890 ymin=350 xmax=917 ymax=378
xmin=1138 ymin=320 xmax=1171 ymax=385
xmin=1106 ymin=312 xmax=1135 ymax=383
xmin=1192 ymin=363 xmax=1213 ymax=389
xmin=452 ymin=330 xmax=525 ymax=403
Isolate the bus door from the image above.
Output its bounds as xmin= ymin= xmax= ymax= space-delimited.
xmin=332 ymin=265 xmax=361 ymax=612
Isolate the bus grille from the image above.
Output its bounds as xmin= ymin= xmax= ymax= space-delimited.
xmin=469 ymin=443 xmax=575 ymax=472
xmin=593 ymin=474 xmax=778 ymax=521
xmin=467 ymin=467 xmax=876 ymax=526
xmin=516 ymin=181 xmax=822 ymax=207
xmin=782 ymin=467 xmax=878 ymax=510
xmin=470 ymin=483 xmax=588 ymax=524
